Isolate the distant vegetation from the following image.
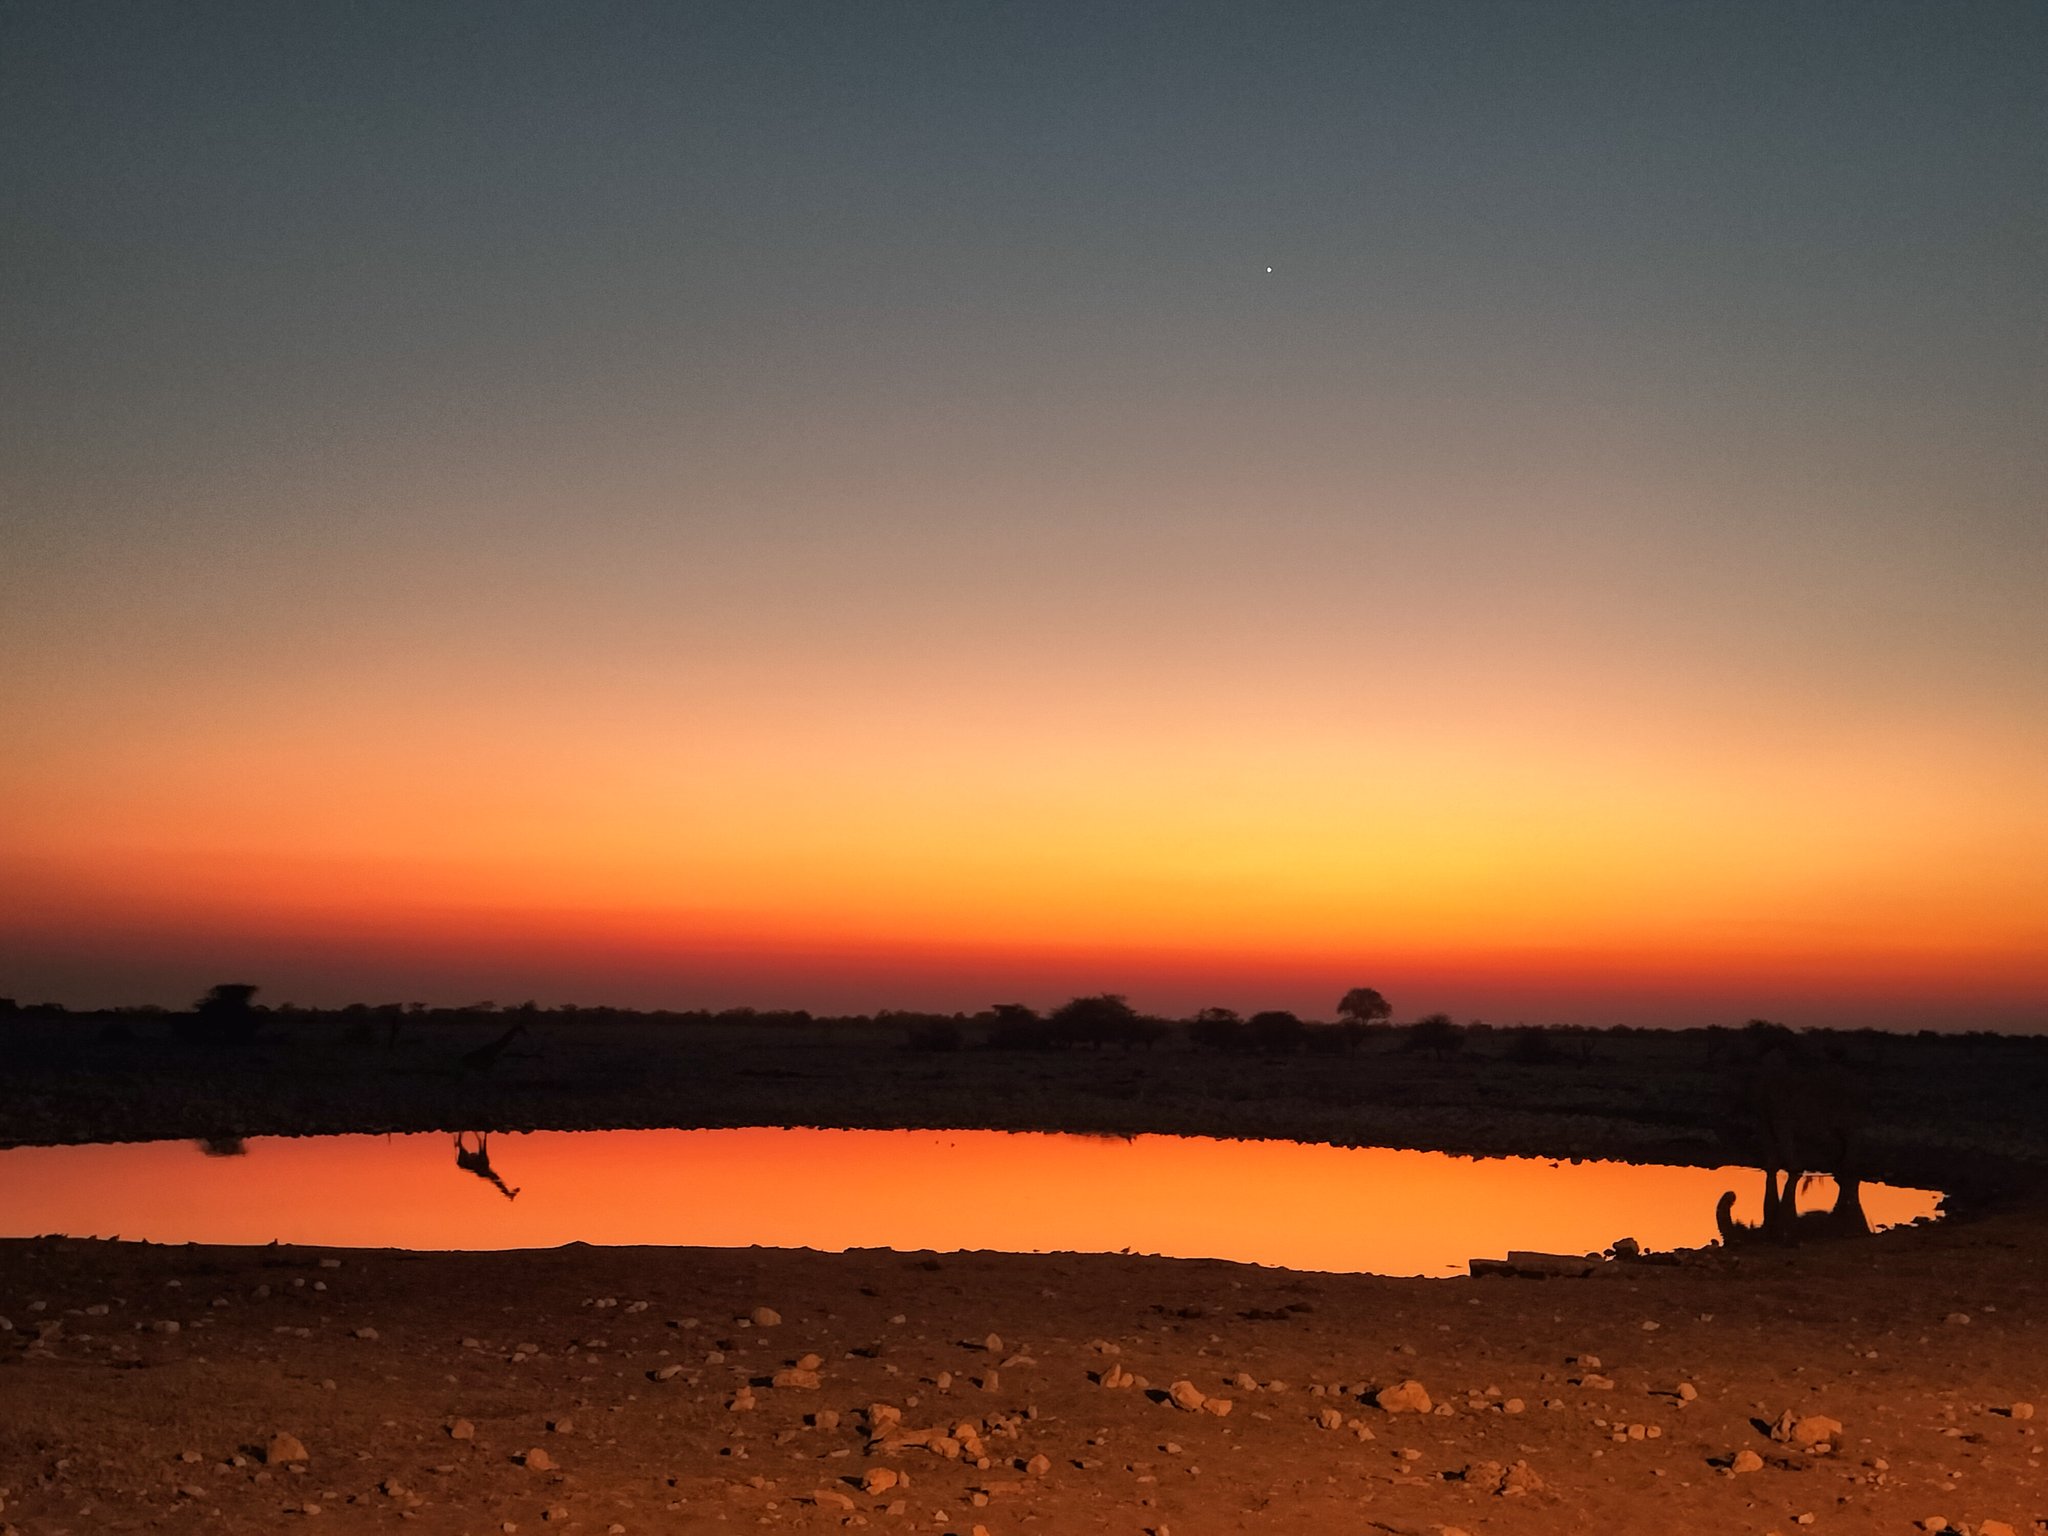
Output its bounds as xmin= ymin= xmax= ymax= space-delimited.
xmin=5 ymin=985 xmax=2034 ymax=1063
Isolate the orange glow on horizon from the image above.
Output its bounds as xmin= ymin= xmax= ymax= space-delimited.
xmin=5 ymin=590 xmax=2044 ymax=1023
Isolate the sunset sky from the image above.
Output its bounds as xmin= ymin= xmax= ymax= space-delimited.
xmin=4 ymin=2 xmax=2044 ymax=1026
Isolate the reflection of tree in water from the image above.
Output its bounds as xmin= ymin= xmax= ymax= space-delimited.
xmin=454 ymin=1132 xmax=520 ymax=1200
xmin=195 ymin=1136 xmax=247 ymax=1157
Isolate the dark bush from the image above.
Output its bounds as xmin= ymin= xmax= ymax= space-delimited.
xmin=1248 ymin=1010 xmax=1308 ymax=1054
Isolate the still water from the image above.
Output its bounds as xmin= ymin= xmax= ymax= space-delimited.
xmin=0 ymin=1128 xmax=1940 ymax=1275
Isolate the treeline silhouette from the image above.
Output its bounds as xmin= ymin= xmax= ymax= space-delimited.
xmin=5 ymin=987 xmax=2038 ymax=1064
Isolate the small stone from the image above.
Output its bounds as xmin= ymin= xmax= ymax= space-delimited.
xmin=750 ymin=1307 xmax=782 ymax=1327
xmin=522 ymin=1447 xmax=556 ymax=1472
xmin=1168 ymin=1380 xmax=1207 ymax=1412
xmin=1730 ymin=1449 xmax=1764 ymax=1474
xmin=352 ymin=1327 xmax=379 ymax=1340
xmin=1978 ymin=1521 xmax=2018 ymax=1536
xmin=1375 ymin=1380 xmax=1432 ymax=1414
xmin=772 ymin=1368 xmax=823 ymax=1390
xmin=983 ymin=1333 xmax=1003 ymax=1353
xmin=1026 ymin=1453 xmax=1051 ymax=1476
xmin=151 ymin=1320 xmax=181 ymax=1335
xmin=1202 ymin=1396 xmax=1233 ymax=1417
xmin=1499 ymin=1459 xmax=1544 ymax=1495
xmin=863 ymin=1468 xmax=901 ymax=1495
xmin=548 ymin=1417 xmax=574 ymax=1435
xmin=1676 ymin=1382 xmax=1698 ymax=1402
xmin=1317 ymin=1407 xmax=1344 ymax=1430
xmin=2011 ymin=1402 xmax=2036 ymax=1420
xmin=448 ymin=1419 xmax=476 ymax=1440
xmin=266 ymin=1433 xmax=310 ymax=1465
xmin=1770 ymin=1411 xmax=1843 ymax=1452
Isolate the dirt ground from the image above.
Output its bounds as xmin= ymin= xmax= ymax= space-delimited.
xmin=4 ymin=1018 xmax=2047 ymax=1534
xmin=3 ymin=1200 xmax=2047 ymax=1536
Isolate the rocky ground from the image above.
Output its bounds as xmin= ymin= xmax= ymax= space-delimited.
xmin=3 ymin=1205 xmax=2047 ymax=1536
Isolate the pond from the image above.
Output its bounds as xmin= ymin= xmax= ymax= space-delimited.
xmin=0 ymin=1128 xmax=1940 ymax=1275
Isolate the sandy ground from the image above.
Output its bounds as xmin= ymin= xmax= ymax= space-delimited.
xmin=4 ymin=1205 xmax=2047 ymax=1536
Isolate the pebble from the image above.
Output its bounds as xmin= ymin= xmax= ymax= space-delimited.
xmin=448 ymin=1420 xmax=476 ymax=1440
xmin=1730 ymin=1449 xmax=1764 ymax=1474
xmin=522 ymin=1447 xmax=555 ymax=1472
xmin=750 ymin=1307 xmax=782 ymax=1327
xmin=266 ymin=1433 xmax=310 ymax=1465
xmin=1168 ymin=1380 xmax=1207 ymax=1412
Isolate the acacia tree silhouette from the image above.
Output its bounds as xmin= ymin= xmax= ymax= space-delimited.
xmin=1337 ymin=987 xmax=1391 ymax=1028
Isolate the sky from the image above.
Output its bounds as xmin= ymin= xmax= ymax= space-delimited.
xmin=3 ymin=1 xmax=2044 ymax=1027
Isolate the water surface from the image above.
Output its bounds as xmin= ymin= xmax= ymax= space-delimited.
xmin=0 ymin=1128 xmax=1940 ymax=1275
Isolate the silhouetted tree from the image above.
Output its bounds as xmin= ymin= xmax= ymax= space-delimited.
xmin=177 ymin=983 xmax=261 ymax=1048
xmin=1337 ymin=987 xmax=1392 ymax=1028
xmin=1187 ymin=1007 xmax=1248 ymax=1051
xmin=1404 ymin=1012 xmax=1464 ymax=1060
xmin=1248 ymin=1009 xmax=1308 ymax=1055
xmin=985 ymin=1003 xmax=1049 ymax=1050
xmin=1048 ymin=994 xmax=1144 ymax=1049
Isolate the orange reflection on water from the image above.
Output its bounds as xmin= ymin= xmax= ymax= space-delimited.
xmin=0 ymin=1129 xmax=1940 ymax=1275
